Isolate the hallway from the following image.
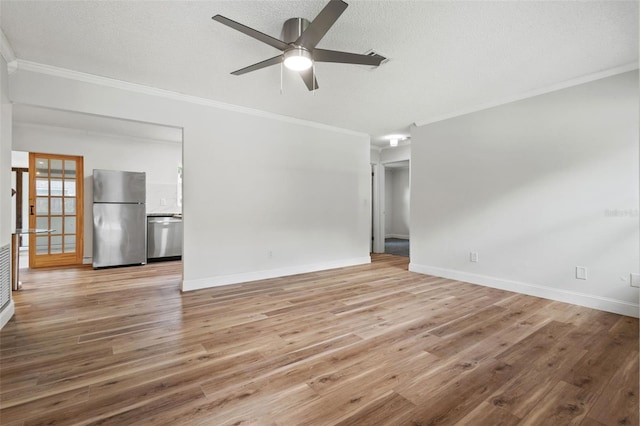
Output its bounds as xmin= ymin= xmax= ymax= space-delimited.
xmin=385 ymin=238 xmax=409 ymax=257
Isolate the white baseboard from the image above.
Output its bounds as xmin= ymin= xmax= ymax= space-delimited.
xmin=182 ymin=256 xmax=371 ymax=292
xmin=83 ymin=257 xmax=92 ymax=265
xmin=409 ymin=263 xmax=639 ymax=318
xmin=386 ymin=234 xmax=409 ymax=240
xmin=0 ymin=300 xmax=15 ymax=329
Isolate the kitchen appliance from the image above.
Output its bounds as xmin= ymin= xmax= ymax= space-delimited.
xmin=147 ymin=214 xmax=183 ymax=261
xmin=92 ymin=169 xmax=146 ymax=268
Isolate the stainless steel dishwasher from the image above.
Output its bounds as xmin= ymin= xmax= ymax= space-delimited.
xmin=147 ymin=215 xmax=183 ymax=261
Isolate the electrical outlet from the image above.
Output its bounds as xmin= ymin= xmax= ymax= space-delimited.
xmin=470 ymin=252 xmax=479 ymax=263
xmin=160 ymin=198 xmax=167 ymax=206
xmin=576 ymin=266 xmax=587 ymax=280
xmin=631 ymin=273 xmax=640 ymax=288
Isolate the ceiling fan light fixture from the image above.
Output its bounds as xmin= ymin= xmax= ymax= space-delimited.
xmin=284 ymin=47 xmax=313 ymax=71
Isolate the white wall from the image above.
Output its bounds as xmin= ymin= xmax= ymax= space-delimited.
xmin=12 ymin=125 xmax=182 ymax=262
xmin=385 ymin=167 xmax=410 ymax=239
xmin=370 ymin=148 xmax=380 ymax=164
xmin=8 ymin=63 xmax=371 ymax=289
xmin=410 ymin=70 xmax=639 ymax=317
xmin=380 ymin=144 xmax=410 ymax=164
xmin=11 ymin=150 xmax=28 ymax=167
xmin=0 ymin=54 xmax=15 ymax=328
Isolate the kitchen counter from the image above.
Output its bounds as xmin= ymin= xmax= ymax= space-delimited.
xmin=147 ymin=212 xmax=182 ymax=218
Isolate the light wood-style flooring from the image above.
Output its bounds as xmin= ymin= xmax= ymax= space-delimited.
xmin=1 ymin=254 xmax=638 ymax=425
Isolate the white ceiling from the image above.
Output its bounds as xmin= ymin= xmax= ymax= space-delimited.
xmin=1 ymin=1 xmax=638 ymax=147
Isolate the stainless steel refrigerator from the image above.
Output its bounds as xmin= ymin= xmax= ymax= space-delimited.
xmin=92 ymin=169 xmax=146 ymax=268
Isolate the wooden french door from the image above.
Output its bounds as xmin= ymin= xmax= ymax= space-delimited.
xmin=28 ymin=153 xmax=84 ymax=268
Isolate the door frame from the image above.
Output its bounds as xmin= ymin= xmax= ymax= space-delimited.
xmin=371 ymin=159 xmax=411 ymax=254
xmin=371 ymin=163 xmax=385 ymax=253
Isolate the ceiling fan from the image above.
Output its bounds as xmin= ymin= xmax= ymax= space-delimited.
xmin=212 ymin=0 xmax=386 ymax=91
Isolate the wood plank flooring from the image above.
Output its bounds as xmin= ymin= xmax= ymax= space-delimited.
xmin=0 ymin=254 xmax=637 ymax=425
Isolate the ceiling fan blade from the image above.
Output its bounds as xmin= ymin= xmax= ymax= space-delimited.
xmin=314 ymin=49 xmax=385 ymax=66
xmin=212 ymin=15 xmax=290 ymax=51
xmin=296 ymin=0 xmax=348 ymax=49
xmin=231 ymin=55 xmax=283 ymax=76
xmin=299 ymin=68 xmax=319 ymax=91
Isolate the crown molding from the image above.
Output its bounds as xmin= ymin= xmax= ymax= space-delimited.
xmin=0 ymin=28 xmax=16 ymax=64
xmin=414 ymin=62 xmax=639 ymax=127
xmin=14 ymin=59 xmax=370 ymax=139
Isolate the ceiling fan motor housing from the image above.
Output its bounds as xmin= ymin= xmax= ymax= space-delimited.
xmin=281 ymin=18 xmax=310 ymax=44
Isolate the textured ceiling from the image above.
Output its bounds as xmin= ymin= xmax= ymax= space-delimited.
xmin=1 ymin=1 xmax=638 ymax=147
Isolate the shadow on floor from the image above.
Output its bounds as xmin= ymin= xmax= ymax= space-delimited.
xmin=385 ymin=238 xmax=409 ymax=257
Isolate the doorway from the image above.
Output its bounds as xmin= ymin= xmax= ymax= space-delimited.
xmin=11 ymin=165 xmax=27 ymax=244
xmin=11 ymin=152 xmax=29 ymax=271
xmin=383 ymin=161 xmax=410 ymax=257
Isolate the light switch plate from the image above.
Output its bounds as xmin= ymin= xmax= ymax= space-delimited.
xmin=470 ymin=252 xmax=479 ymax=262
xmin=576 ymin=266 xmax=587 ymax=280
xmin=631 ymin=273 xmax=640 ymax=288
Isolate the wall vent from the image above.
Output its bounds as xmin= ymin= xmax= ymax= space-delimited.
xmin=0 ymin=244 xmax=10 ymax=311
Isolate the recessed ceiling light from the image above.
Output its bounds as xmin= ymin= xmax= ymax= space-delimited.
xmin=386 ymin=134 xmax=408 ymax=147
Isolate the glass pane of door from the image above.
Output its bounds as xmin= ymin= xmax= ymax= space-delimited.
xmin=64 ymin=160 xmax=76 ymax=178
xmin=50 ymin=159 xmax=63 ymax=178
xmin=35 ymin=159 xmax=48 ymax=177
xmin=35 ymin=236 xmax=48 ymax=254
